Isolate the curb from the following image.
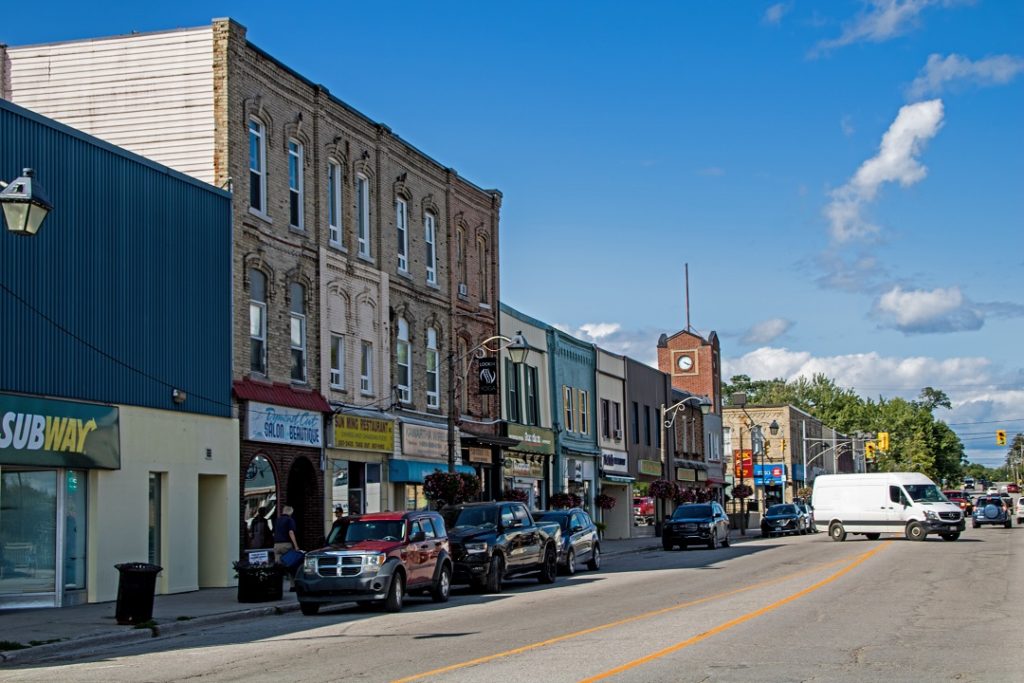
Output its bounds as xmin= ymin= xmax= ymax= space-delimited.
xmin=0 ymin=601 xmax=301 ymax=666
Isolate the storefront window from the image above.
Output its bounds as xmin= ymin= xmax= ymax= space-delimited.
xmin=0 ymin=468 xmax=57 ymax=596
xmin=64 ymin=470 xmax=87 ymax=590
xmin=331 ymin=459 xmax=350 ymax=513
xmin=404 ymin=484 xmax=427 ymax=511
xmin=244 ymin=455 xmax=277 ymax=523
xmin=148 ymin=473 xmax=162 ymax=567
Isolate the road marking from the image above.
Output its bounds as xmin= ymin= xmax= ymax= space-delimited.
xmin=390 ymin=551 xmax=866 ymax=683
xmin=578 ymin=542 xmax=889 ymax=682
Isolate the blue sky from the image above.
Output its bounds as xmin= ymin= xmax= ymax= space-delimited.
xmin=5 ymin=1 xmax=1022 ymax=466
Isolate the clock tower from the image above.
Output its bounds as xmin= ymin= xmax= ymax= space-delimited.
xmin=657 ymin=329 xmax=721 ymax=415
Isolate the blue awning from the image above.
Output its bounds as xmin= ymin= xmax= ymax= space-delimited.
xmin=389 ymin=459 xmax=475 ymax=483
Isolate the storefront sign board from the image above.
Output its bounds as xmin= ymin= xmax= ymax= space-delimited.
xmin=0 ymin=392 xmax=120 ymax=469
xmin=247 ymin=401 xmax=322 ymax=448
xmin=333 ymin=415 xmax=393 ymax=453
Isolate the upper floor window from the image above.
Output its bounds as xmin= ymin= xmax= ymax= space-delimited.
xmin=249 ymin=269 xmax=267 ymax=374
xmin=506 ymin=359 xmax=521 ymax=423
xmin=578 ymin=389 xmax=589 ymax=435
xmin=396 ymin=199 xmax=409 ymax=272
xmin=524 ymin=365 xmax=539 ymax=426
xmin=613 ymin=401 xmax=622 ymax=439
xmin=328 ymin=160 xmax=343 ymax=247
xmin=288 ymin=140 xmax=304 ymax=229
xmin=396 ymin=318 xmax=411 ymax=403
xmin=477 ymin=239 xmax=489 ymax=304
xmin=456 ymin=228 xmax=466 ymax=291
xmin=361 ymin=341 xmax=373 ymax=394
xmin=632 ymin=402 xmax=640 ymax=444
xmin=644 ymin=405 xmax=651 ymax=446
xmin=248 ymin=119 xmax=266 ymax=214
xmin=289 ymin=283 xmax=307 ymax=382
xmin=424 ymin=212 xmax=437 ymax=285
xmin=356 ymin=174 xmax=371 ymax=258
xmin=563 ymin=385 xmax=575 ymax=432
xmin=330 ymin=334 xmax=344 ymax=389
xmin=426 ymin=328 xmax=439 ymax=409
xmin=601 ymin=399 xmax=610 ymax=439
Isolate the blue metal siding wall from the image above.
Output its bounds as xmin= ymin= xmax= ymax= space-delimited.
xmin=548 ymin=329 xmax=598 ymax=455
xmin=0 ymin=100 xmax=233 ymax=417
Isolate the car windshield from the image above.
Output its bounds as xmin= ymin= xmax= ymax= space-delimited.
xmin=442 ymin=507 xmax=498 ymax=531
xmin=343 ymin=520 xmax=405 ymax=543
xmin=673 ymin=505 xmax=712 ymax=519
xmin=904 ymin=484 xmax=946 ymax=503
xmin=767 ymin=504 xmax=797 ymax=516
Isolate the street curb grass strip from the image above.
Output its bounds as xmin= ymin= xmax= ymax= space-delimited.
xmin=389 ymin=551 xmax=864 ymax=683
xmin=578 ymin=542 xmax=890 ymax=683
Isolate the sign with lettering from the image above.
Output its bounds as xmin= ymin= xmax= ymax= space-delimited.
xmin=468 ymin=447 xmax=492 ymax=464
xmin=333 ymin=415 xmax=393 ymax=453
xmin=503 ymin=455 xmax=544 ymax=479
xmin=505 ymin=423 xmax=555 ymax=455
xmin=733 ymin=449 xmax=753 ymax=478
xmin=0 ymin=392 xmax=120 ymax=469
xmin=401 ymin=423 xmax=448 ymax=459
xmin=675 ymin=467 xmax=696 ymax=482
xmin=601 ymin=450 xmax=629 ymax=475
xmin=638 ymin=459 xmax=662 ymax=477
xmin=477 ymin=357 xmax=498 ymax=395
xmin=247 ymin=401 xmax=322 ymax=448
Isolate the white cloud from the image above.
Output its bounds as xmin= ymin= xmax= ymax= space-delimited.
xmin=814 ymin=0 xmax=970 ymax=54
xmin=763 ymin=2 xmax=791 ymax=26
xmin=872 ymin=285 xmax=984 ymax=333
xmin=552 ymin=323 xmax=660 ymax=366
xmin=825 ymin=99 xmax=944 ymax=242
xmin=907 ymin=53 xmax=1024 ymax=99
xmin=741 ymin=318 xmax=793 ymax=345
xmin=577 ymin=322 xmax=620 ymax=339
xmin=841 ymin=115 xmax=856 ymax=136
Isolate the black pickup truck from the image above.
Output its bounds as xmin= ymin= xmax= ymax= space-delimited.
xmin=442 ymin=502 xmax=561 ymax=593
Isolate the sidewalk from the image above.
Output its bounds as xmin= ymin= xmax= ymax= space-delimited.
xmin=0 ymin=530 xmax=756 ymax=666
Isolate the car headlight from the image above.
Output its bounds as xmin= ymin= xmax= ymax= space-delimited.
xmin=924 ymin=510 xmax=939 ymax=520
xmin=362 ymin=553 xmax=387 ymax=573
xmin=303 ymin=556 xmax=318 ymax=574
xmin=465 ymin=542 xmax=489 ymax=554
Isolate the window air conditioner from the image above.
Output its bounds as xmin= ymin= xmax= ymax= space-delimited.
xmin=458 ymin=283 xmax=468 ymax=296
xmin=614 ymin=428 xmax=623 ymax=440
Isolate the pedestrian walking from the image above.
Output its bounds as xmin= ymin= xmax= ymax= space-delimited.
xmin=274 ymin=504 xmax=301 ymax=587
xmin=248 ymin=506 xmax=272 ymax=549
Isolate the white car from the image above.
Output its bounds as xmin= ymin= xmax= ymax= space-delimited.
xmin=987 ymin=486 xmax=999 ymax=495
xmin=1017 ymin=499 xmax=1024 ymax=525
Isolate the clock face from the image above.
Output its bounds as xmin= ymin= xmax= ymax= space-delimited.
xmin=677 ymin=355 xmax=694 ymax=371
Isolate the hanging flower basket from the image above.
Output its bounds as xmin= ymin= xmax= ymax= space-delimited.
xmin=502 ymin=487 xmax=529 ymax=503
xmin=731 ymin=483 xmax=753 ymax=499
xmin=672 ymin=487 xmax=696 ymax=504
xmin=648 ymin=479 xmax=678 ymax=501
xmin=595 ymin=494 xmax=617 ymax=510
xmin=549 ymin=492 xmax=582 ymax=509
xmin=423 ymin=471 xmax=482 ymax=507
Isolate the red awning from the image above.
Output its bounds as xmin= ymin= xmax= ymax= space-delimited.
xmin=232 ymin=379 xmax=331 ymax=413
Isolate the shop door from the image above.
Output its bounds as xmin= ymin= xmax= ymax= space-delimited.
xmin=0 ymin=468 xmax=57 ymax=607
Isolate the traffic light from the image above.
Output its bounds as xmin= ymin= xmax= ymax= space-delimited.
xmin=996 ymin=429 xmax=1007 ymax=446
xmin=780 ymin=438 xmax=787 ymax=454
xmin=866 ymin=442 xmax=877 ymax=459
xmin=878 ymin=432 xmax=889 ymax=451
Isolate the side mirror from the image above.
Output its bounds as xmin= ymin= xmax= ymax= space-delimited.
xmin=570 ymin=525 xmax=583 ymax=533
xmin=505 ymin=520 xmax=523 ymax=530
xmin=410 ymin=531 xmax=426 ymax=543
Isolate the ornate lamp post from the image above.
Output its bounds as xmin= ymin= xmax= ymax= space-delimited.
xmin=446 ymin=332 xmax=530 ymax=473
xmin=1 ymin=168 xmax=53 ymax=236
xmin=656 ymin=394 xmax=711 ymax=533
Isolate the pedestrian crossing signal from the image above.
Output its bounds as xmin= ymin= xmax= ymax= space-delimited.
xmin=996 ymin=430 xmax=1007 ymax=446
xmin=878 ymin=432 xmax=889 ymax=451
xmin=866 ymin=442 xmax=877 ymax=459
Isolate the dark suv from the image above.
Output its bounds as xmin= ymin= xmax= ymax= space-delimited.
xmin=972 ymin=496 xmax=1012 ymax=529
xmin=663 ymin=502 xmax=731 ymax=550
xmin=295 ymin=511 xmax=452 ymax=614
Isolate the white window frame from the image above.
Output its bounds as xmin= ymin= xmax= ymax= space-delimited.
xmin=288 ymin=140 xmax=304 ymax=230
xmin=563 ymin=385 xmax=575 ymax=432
xmin=396 ymin=199 xmax=408 ymax=273
xmin=578 ymin=389 xmax=589 ymax=435
xmin=249 ymin=271 xmax=267 ymax=375
xmin=330 ymin=334 xmax=345 ymax=389
xmin=426 ymin=327 xmax=439 ymax=409
xmin=328 ymin=160 xmax=343 ymax=247
xmin=396 ymin=318 xmax=411 ymax=403
xmin=248 ymin=118 xmax=267 ymax=215
xmin=361 ymin=341 xmax=374 ymax=395
xmin=425 ymin=212 xmax=437 ymax=285
xmin=357 ymin=173 xmax=371 ymax=258
xmin=290 ymin=284 xmax=307 ymax=383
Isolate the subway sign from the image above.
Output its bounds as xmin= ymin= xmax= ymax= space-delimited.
xmin=0 ymin=392 xmax=121 ymax=469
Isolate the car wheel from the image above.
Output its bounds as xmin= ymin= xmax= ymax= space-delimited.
xmin=940 ymin=533 xmax=960 ymax=541
xmin=707 ymin=529 xmax=717 ymax=550
xmin=383 ymin=572 xmax=404 ymax=612
xmin=865 ymin=533 xmax=881 ymax=540
xmin=485 ymin=554 xmax=504 ymax=594
xmin=905 ymin=521 xmax=926 ymax=541
xmin=299 ymin=601 xmax=320 ymax=616
xmin=829 ymin=522 xmax=846 ymax=542
xmin=538 ymin=546 xmax=558 ymax=584
xmin=722 ymin=531 xmax=731 ymax=547
xmin=431 ymin=564 xmax=451 ymax=603
xmin=587 ymin=545 xmax=601 ymax=571
xmin=564 ymin=548 xmax=576 ymax=576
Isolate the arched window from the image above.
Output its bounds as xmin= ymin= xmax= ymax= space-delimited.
xmin=426 ymin=327 xmax=439 ymax=408
xmin=396 ymin=318 xmax=411 ymax=403
xmin=249 ymin=269 xmax=267 ymax=374
xmin=248 ymin=118 xmax=267 ymax=214
xmin=477 ymin=238 xmax=489 ymax=304
xmin=288 ymin=140 xmax=304 ymax=229
xmin=290 ymin=283 xmax=307 ymax=382
xmin=425 ymin=213 xmax=437 ymax=285
xmin=328 ymin=159 xmax=343 ymax=247
xmin=356 ymin=173 xmax=371 ymax=258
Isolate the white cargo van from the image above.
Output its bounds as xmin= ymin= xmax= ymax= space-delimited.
xmin=811 ymin=472 xmax=964 ymax=542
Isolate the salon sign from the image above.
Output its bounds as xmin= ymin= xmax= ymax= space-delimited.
xmin=0 ymin=392 xmax=120 ymax=469
xmin=247 ymin=401 xmax=323 ymax=448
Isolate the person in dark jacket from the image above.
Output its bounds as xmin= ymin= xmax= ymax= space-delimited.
xmin=248 ymin=506 xmax=272 ymax=549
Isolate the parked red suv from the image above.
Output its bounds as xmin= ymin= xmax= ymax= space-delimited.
xmin=295 ymin=511 xmax=452 ymax=615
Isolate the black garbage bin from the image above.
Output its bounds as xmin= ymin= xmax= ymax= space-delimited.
xmin=114 ymin=562 xmax=163 ymax=625
xmin=234 ymin=562 xmax=284 ymax=603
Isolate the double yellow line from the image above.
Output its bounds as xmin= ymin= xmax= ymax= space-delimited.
xmin=392 ymin=543 xmax=888 ymax=683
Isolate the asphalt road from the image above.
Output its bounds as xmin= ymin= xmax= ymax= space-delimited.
xmin=5 ymin=524 xmax=1021 ymax=683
